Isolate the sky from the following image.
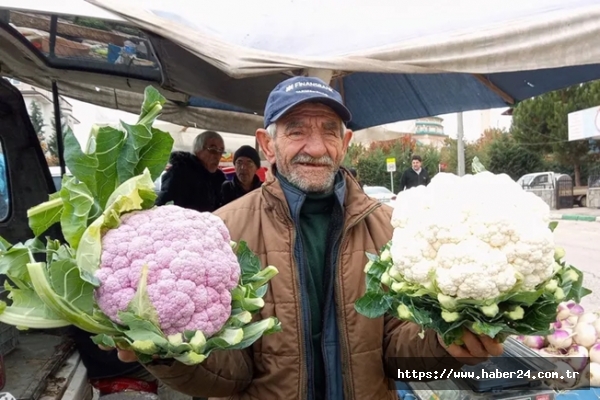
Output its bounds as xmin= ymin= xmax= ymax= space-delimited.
xmin=437 ymin=108 xmax=513 ymax=142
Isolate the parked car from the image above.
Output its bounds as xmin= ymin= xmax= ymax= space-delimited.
xmin=363 ymin=185 xmax=397 ymax=205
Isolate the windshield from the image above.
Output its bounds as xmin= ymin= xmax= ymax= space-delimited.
xmin=518 ymin=174 xmax=536 ymax=186
xmin=3 ymin=10 xmax=161 ymax=82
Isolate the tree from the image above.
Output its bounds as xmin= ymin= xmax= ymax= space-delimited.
xmin=471 ymin=127 xmax=507 ymax=166
xmin=487 ymin=134 xmax=545 ymax=180
xmin=511 ymin=80 xmax=600 ymax=185
xmin=28 ymin=100 xmax=45 ymax=142
xmin=439 ymin=138 xmax=486 ymax=174
xmin=342 ymin=143 xmax=366 ymax=168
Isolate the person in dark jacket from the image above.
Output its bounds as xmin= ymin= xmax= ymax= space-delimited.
xmin=221 ymin=145 xmax=262 ymax=206
xmin=156 ymin=130 xmax=226 ymax=212
xmin=399 ymin=154 xmax=429 ymax=191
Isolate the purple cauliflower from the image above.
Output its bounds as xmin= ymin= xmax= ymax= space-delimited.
xmin=94 ymin=205 xmax=240 ymax=337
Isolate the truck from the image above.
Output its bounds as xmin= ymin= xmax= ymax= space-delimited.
xmin=517 ymin=171 xmax=596 ymax=208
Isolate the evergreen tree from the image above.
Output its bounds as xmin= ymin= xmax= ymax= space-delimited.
xmin=28 ymin=100 xmax=45 ymax=142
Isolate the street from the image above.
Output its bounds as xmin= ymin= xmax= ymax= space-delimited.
xmin=553 ymin=220 xmax=600 ymax=312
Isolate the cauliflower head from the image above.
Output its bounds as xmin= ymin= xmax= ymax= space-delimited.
xmin=94 ymin=205 xmax=240 ymax=337
xmin=389 ymin=171 xmax=556 ymax=301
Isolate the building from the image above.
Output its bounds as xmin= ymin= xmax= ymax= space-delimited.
xmin=351 ymin=116 xmax=449 ymax=149
xmin=412 ymin=116 xmax=447 ymax=148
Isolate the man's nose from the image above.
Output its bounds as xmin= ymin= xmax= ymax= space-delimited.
xmin=302 ymin=133 xmax=328 ymax=157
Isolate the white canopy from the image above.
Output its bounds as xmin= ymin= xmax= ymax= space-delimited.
xmin=2 ymin=0 xmax=600 ymax=134
xmin=87 ymin=0 xmax=600 ymax=78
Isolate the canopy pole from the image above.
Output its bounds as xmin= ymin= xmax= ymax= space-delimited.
xmin=51 ymin=81 xmax=67 ymax=176
xmin=457 ymin=111 xmax=465 ymax=176
xmin=303 ymin=68 xmax=333 ymax=84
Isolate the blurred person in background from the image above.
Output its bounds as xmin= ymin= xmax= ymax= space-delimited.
xmin=156 ymin=130 xmax=226 ymax=212
xmin=221 ymin=145 xmax=262 ymax=206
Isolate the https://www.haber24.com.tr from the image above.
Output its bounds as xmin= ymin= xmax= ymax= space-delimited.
xmin=397 ymin=368 xmax=576 ymax=381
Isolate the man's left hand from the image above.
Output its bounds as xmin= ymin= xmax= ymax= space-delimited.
xmin=438 ymin=330 xmax=504 ymax=365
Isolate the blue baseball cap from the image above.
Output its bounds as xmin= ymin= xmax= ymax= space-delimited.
xmin=263 ymin=76 xmax=352 ymax=128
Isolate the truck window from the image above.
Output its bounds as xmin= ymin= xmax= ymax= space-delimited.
xmin=0 ymin=141 xmax=9 ymax=221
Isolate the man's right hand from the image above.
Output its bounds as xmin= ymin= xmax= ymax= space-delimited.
xmin=98 ymin=345 xmax=139 ymax=363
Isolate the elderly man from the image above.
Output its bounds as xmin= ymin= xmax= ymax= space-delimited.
xmin=110 ymin=76 xmax=503 ymax=400
xmin=156 ymin=130 xmax=226 ymax=212
xmin=221 ymin=145 xmax=263 ymax=206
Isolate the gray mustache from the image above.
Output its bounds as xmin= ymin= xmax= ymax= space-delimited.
xmin=292 ymin=155 xmax=334 ymax=166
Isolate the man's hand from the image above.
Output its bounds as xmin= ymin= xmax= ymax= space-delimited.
xmin=98 ymin=344 xmax=139 ymax=363
xmin=438 ymin=330 xmax=504 ymax=365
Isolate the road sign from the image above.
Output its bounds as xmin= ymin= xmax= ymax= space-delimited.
xmin=386 ymin=158 xmax=396 ymax=172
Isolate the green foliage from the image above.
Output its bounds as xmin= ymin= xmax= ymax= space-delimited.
xmin=487 ymin=134 xmax=545 ymax=180
xmin=511 ymin=80 xmax=600 ymax=185
xmin=439 ymin=138 xmax=483 ymax=174
xmin=28 ymin=101 xmax=45 ymax=141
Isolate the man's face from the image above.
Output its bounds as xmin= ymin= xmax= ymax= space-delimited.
xmin=256 ymin=103 xmax=353 ymax=193
xmin=235 ymin=156 xmax=258 ymax=185
xmin=412 ymin=159 xmax=422 ymax=170
xmin=197 ymin=137 xmax=225 ymax=173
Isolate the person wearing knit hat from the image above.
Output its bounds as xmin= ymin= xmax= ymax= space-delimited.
xmin=220 ymin=145 xmax=263 ymax=206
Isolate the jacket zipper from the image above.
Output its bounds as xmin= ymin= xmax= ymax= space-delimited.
xmin=265 ymin=186 xmax=311 ymax=400
xmin=298 ymin=227 xmax=316 ymax=400
xmin=288 ymin=211 xmax=314 ymax=400
xmin=335 ymin=203 xmax=381 ymax=400
xmin=321 ymin=205 xmax=343 ymax=400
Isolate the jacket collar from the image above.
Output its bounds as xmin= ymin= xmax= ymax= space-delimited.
xmin=262 ymin=164 xmax=381 ymax=228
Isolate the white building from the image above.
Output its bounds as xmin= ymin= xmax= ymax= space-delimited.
xmin=352 ymin=116 xmax=449 ymax=150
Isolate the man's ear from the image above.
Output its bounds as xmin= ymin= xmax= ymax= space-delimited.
xmin=342 ymin=129 xmax=353 ymax=152
xmin=256 ymin=129 xmax=276 ymax=164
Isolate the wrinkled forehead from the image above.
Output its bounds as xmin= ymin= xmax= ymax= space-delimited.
xmin=278 ymin=103 xmax=343 ymax=130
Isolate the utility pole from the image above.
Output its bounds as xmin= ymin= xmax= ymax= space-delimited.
xmin=457 ymin=111 xmax=465 ymax=176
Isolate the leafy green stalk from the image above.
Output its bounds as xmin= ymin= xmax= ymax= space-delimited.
xmin=27 ymin=262 xmax=119 ymax=335
xmin=0 ymin=283 xmax=70 ymax=329
xmin=27 ymin=196 xmax=64 ymax=237
xmin=127 ymin=263 xmax=161 ymax=326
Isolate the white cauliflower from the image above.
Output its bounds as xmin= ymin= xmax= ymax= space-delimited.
xmin=389 ymin=170 xmax=555 ymax=301
xmin=355 ymin=160 xmax=590 ymax=347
